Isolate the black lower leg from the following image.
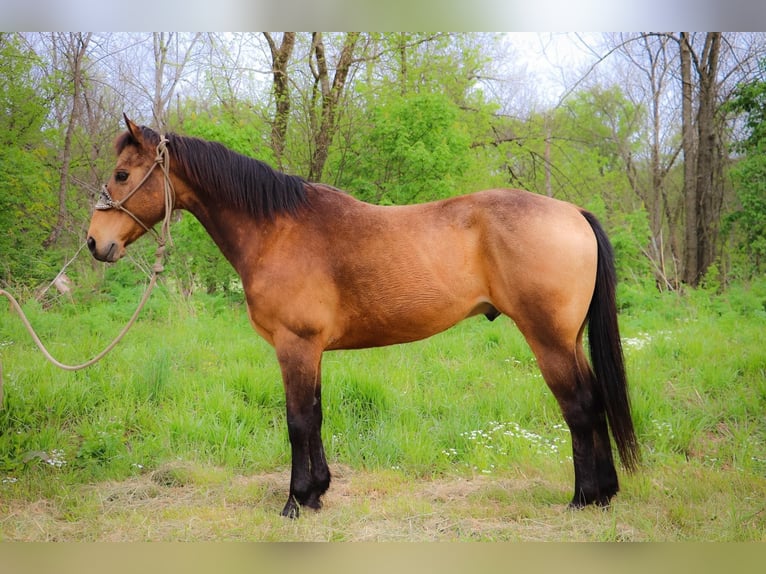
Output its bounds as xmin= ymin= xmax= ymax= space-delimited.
xmin=303 ymin=388 xmax=331 ymax=509
xmin=282 ymin=413 xmax=312 ymax=518
xmin=562 ymin=392 xmax=603 ymax=508
xmin=592 ymin=410 xmax=619 ymax=505
xmin=568 ymin=431 xmax=599 ymax=507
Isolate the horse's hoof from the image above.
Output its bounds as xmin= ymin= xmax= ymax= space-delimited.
xmin=281 ymin=496 xmax=300 ymax=519
xmin=567 ymin=493 xmax=613 ymax=510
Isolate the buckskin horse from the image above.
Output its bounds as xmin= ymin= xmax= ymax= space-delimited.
xmin=86 ymin=116 xmax=639 ymax=518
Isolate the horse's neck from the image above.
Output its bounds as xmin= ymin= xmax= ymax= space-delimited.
xmin=180 ymin=180 xmax=325 ymax=278
xmin=182 ymin=193 xmax=267 ymax=276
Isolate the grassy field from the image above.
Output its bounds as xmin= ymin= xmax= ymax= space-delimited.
xmin=0 ymin=274 xmax=765 ymax=541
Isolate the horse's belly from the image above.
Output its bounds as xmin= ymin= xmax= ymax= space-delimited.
xmin=327 ymin=293 xmax=487 ymax=350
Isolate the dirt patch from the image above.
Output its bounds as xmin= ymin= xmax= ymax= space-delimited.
xmin=0 ymin=464 xmax=641 ymax=541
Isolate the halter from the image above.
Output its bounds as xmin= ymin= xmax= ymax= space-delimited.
xmin=95 ymin=137 xmax=176 ymax=249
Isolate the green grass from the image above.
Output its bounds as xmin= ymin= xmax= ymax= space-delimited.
xmin=1 ymin=276 xmax=765 ymax=540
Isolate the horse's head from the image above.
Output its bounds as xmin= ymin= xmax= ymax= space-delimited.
xmin=87 ymin=115 xmax=172 ymax=262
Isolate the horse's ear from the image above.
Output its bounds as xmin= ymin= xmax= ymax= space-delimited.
xmin=123 ymin=114 xmax=143 ymax=145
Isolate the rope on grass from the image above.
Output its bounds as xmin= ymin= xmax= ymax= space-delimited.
xmin=0 ymin=245 xmax=165 ymax=408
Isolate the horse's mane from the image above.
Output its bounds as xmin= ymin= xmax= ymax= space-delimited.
xmin=116 ymin=125 xmax=309 ymax=221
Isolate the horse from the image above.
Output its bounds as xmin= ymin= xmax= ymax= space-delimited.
xmin=86 ymin=116 xmax=639 ymax=518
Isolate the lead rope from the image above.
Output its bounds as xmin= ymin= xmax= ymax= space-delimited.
xmin=0 ymin=138 xmax=175 ymax=408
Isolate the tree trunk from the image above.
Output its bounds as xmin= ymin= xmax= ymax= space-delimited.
xmin=308 ymin=32 xmax=360 ymax=182
xmin=151 ymin=32 xmax=200 ymax=132
xmin=398 ymin=32 xmax=408 ymax=96
xmin=695 ymin=32 xmax=722 ymax=283
xmin=264 ymin=32 xmax=296 ymax=169
xmin=544 ymin=115 xmax=552 ymax=198
xmin=152 ymin=32 xmax=170 ymax=131
xmin=646 ymin=36 xmax=682 ymax=281
xmin=681 ymin=32 xmax=722 ymax=286
xmin=680 ymin=32 xmax=699 ymax=285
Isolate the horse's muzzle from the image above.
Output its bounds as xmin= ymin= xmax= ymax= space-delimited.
xmin=87 ymin=236 xmax=120 ymax=263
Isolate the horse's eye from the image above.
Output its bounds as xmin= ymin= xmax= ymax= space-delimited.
xmin=115 ymin=171 xmax=129 ymax=183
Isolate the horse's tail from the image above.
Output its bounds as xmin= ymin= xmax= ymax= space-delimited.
xmin=581 ymin=210 xmax=640 ymax=472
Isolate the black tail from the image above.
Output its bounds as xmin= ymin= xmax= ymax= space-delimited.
xmin=581 ymin=210 xmax=640 ymax=472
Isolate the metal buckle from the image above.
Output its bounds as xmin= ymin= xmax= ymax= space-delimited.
xmin=95 ymin=185 xmax=116 ymax=211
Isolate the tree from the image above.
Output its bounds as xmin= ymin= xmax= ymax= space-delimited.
xmin=608 ymin=32 xmax=763 ymax=287
xmin=307 ymin=32 xmax=361 ymax=181
xmin=329 ymin=34 xmax=500 ymax=203
xmin=680 ymin=32 xmax=725 ymax=286
xmin=43 ymin=32 xmax=92 ymax=248
xmin=150 ymin=33 xmax=202 ymax=131
xmin=502 ymin=85 xmax=641 ymax=210
xmin=263 ymin=32 xmax=296 ymax=169
xmin=724 ymin=66 xmax=766 ymax=274
xmin=611 ymin=33 xmax=684 ymax=287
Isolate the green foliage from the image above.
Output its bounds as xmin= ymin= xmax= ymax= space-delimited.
xmin=340 ymin=92 xmax=472 ymax=204
xmin=723 ymin=67 xmax=766 ymax=275
xmin=506 ymin=86 xmax=644 ymax=221
xmin=560 ymin=85 xmax=644 ymax=169
xmin=0 ymin=147 xmax=58 ymax=284
xmin=726 ymin=156 xmax=766 ymax=274
xmin=322 ymin=34 xmax=502 ymax=204
xmin=0 ymin=35 xmax=59 ymax=285
xmin=0 ymin=35 xmax=48 ymax=148
xmin=169 ymin=214 xmax=240 ymax=295
xmin=726 ymin=68 xmax=766 ymax=148
xmin=178 ymin=102 xmax=275 ymax=162
xmin=585 ymin=195 xmax=654 ymax=289
xmin=375 ymin=33 xmax=490 ymax=103
xmin=554 ymin=86 xmax=643 ymax=209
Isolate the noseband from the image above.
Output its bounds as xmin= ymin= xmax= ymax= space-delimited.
xmin=95 ymin=137 xmax=175 ymax=247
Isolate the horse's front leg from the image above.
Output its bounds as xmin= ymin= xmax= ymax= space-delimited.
xmin=276 ymin=335 xmax=330 ymax=518
xmin=304 ymin=355 xmax=331 ymax=509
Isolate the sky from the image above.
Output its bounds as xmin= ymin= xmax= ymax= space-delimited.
xmin=485 ymin=33 xmax=607 ymax=113
xmin=506 ymin=33 xmax=599 ymax=99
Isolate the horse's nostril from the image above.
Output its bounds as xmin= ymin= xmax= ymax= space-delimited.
xmin=86 ymin=236 xmax=96 ymax=254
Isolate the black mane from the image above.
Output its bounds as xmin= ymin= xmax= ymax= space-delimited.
xmin=118 ymin=125 xmax=309 ymax=221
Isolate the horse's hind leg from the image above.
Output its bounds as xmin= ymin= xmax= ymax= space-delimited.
xmin=588 ymin=363 xmax=619 ymax=504
xmin=525 ymin=335 xmax=618 ymax=507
